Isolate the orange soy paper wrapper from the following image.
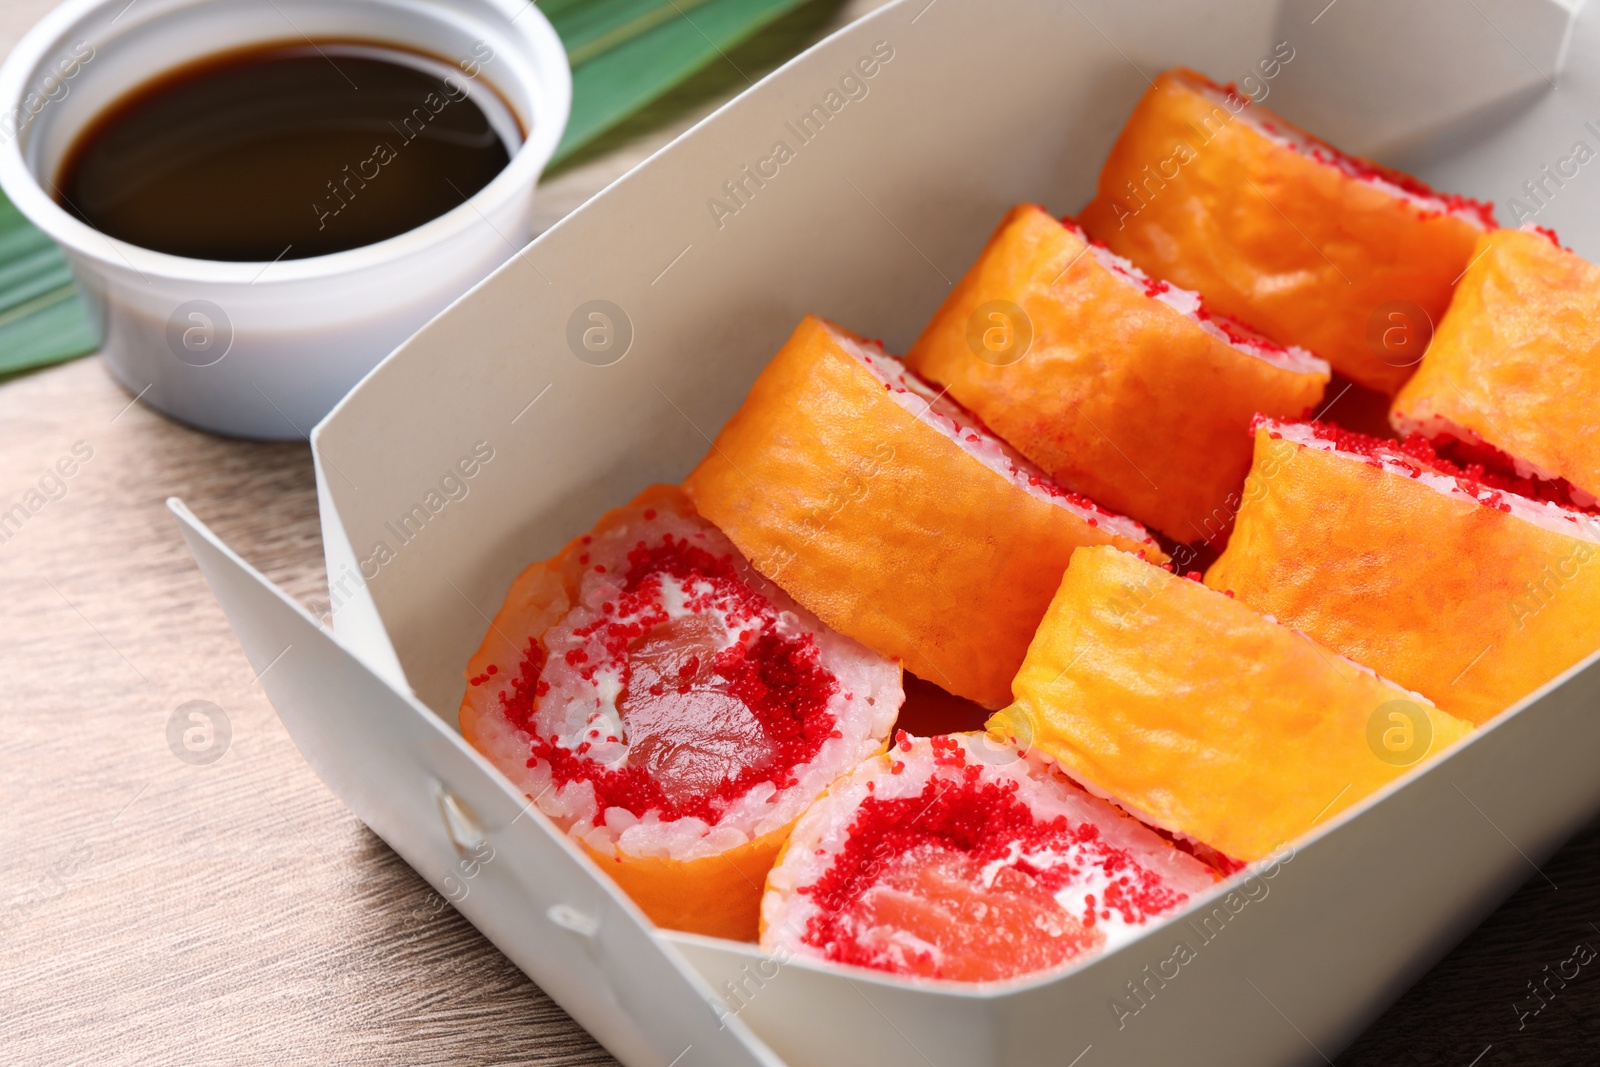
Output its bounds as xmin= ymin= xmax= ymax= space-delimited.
xmin=1393 ymin=227 xmax=1600 ymax=503
xmin=1208 ymin=421 xmax=1600 ymax=724
xmin=999 ymin=545 xmax=1472 ymax=863
xmin=1080 ymin=68 xmax=1491 ymax=395
xmin=906 ymin=202 xmax=1328 ymax=542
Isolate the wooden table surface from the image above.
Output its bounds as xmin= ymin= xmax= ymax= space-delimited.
xmin=3 ymin=2 xmax=1598 ymax=1065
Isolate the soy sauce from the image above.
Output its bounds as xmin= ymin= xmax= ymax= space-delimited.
xmin=55 ymin=42 xmax=519 ymax=261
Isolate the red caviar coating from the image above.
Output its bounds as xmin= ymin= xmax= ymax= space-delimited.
xmin=1408 ymin=434 xmax=1597 ymax=514
xmin=1268 ymin=416 xmax=1598 ymax=518
xmin=1530 ymin=224 xmax=1565 ymax=249
xmin=799 ymin=768 xmax=1190 ymax=978
xmin=496 ymin=533 xmax=840 ymax=825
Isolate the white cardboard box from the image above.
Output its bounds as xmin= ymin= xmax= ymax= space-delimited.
xmin=173 ymin=0 xmax=1600 ymax=1063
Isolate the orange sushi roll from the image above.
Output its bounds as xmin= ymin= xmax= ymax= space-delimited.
xmin=759 ymin=731 xmax=1216 ymax=982
xmin=1079 ymin=68 xmax=1494 ymax=395
xmin=999 ymin=545 xmax=1472 ymax=864
xmin=684 ymin=314 xmax=1164 ymax=710
xmin=1392 ymin=227 xmax=1600 ymax=505
xmin=459 ymin=485 xmax=902 ymax=941
xmin=905 ymin=203 xmax=1329 ymax=543
xmin=1206 ymin=419 xmax=1600 ymax=724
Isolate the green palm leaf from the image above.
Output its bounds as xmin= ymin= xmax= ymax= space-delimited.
xmin=0 ymin=194 xmax=96 ymax=377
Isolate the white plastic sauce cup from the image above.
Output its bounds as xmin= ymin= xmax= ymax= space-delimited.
xmin=0 ymin=0 xmax=570 ymax=439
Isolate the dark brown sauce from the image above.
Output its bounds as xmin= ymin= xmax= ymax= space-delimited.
xmin=55 ymin=41 xmax=519 ymax=261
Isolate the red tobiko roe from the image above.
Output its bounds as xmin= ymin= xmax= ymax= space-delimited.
xmin=799 ymin=758 xmax=1195 ymax=968
xmin=1529 ymin=224 xmax=1567 ymax=249
xmin=1418 ymin=432 xmax=1598 ymax=513
xmin=1254 ymin=415 xmax=1598 ymax=516
xmin=1304 ymin=145 xmax=1498 ymax=228
xmin=494 ymin=534 xmax=840 ymax=825
xmin=1192 ymin=304 xmax=1298 ymax=356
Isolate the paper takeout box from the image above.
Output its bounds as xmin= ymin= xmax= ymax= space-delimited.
xmin=171 ymin=0 xmax=1600 ymax=1062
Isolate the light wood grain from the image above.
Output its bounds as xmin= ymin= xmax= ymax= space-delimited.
xmin=2 ymin=2 xmax=1598 ymax=1066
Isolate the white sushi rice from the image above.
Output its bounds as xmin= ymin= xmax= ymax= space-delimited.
xmin=839 ymin=330 xmax=1160 ymax=550
xmin=470 ymin=505 xmax=902 ymax=863
xmin=761 ymin=734 xmax=1216 ymax=979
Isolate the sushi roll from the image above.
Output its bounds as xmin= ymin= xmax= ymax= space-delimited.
xmin=1079 ymin=68 xmax=1495 ymax=395
xmin=905 ymin=203 xmax=1330 ymax=543
xmin=1001 ymin=545 xmax=1472 ymax=864
xmin=684 ymin=314 xmax=1163 ymax=711
xmin=1392 ymin=227 xmax=1600 ymax=506
xmin=759 ymin=731 xmax=1216 ymax=982
xmin=1206 ymin=418 xmax=1600 ymax=724
xmin=459 ymin=485 xmax=902 ymax=940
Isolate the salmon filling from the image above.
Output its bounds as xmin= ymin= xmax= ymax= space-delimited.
xmin=762 ymin=733 xmax=1214 ymax=982
xmin=463 ymin=490 xmax=901 ymax=865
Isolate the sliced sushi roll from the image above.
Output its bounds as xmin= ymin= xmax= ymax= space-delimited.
xmin=1079 ymin=68 xmax=1494 ymax=395
xmin=684 ymin=314 xmax=1164 ymax=711
xmin=905 ymin=203 xmax=1330 ymax=543
xmin=1001 ymin=546 xmax=1473 ymax=864
xmin=760 ymin=731 xmax=1216 ymax=982
xmin=459 ymin=485 xmax=902 ymax=940
xmin=1207 ymin=418 xmax=1600 ymax=724
xmin=1392 ymin=227 xmax=1600 ymax=506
